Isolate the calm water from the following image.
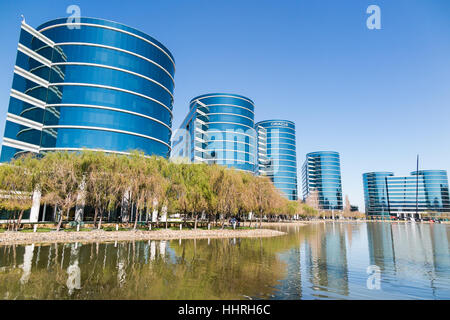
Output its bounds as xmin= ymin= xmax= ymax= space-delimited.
xmin=0 ymin=222 xmax=449 ymax=299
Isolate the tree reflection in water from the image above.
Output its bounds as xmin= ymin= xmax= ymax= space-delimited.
xmin=0 ymin=222 xmax=449 ymax=299
xmin=0 ymin=236 xmax=286 ymax=299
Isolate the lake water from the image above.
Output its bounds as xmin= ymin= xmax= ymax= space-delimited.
xmin=0 ymin=222 xmax=449 ymax=299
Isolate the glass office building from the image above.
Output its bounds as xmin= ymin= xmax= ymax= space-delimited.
xmin=363 ymin=172 xmax=394 ymax=217
xmin=1 ymin=17 xmax=175 ymax=162
xmin=302 ymin=151 xmax=343 ymax=210
xmin=363 ymin=170 xmax=450 ymax=218
xmin=256 ymin=120 xmax=298 ymax=200
xmin=171 ymin=93 xmax=257 ymax=173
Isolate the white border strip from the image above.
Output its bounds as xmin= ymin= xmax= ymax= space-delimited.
xmin=14 ymin=65 xmax=49 ymax=88
xmin=206 ymin=130 xmax=256 ymax=140
xmin=21 ymin=22 xmax=55 ymax=47
xmin=270 ymin=181 xmax=298 ymax=185
xmin=208 ymin=139 xmax=254 ymax=146
xmin=205 ymin=149 xmax=255 ymax=156
xmin=209 ymin=159 xmax=255 ymax=165
xmin=6 ymin=113 xmax=43 ymax=130
xmin=192 ymin=103 xmax=254 ymax=114
xmin=266 ymin=147 xmax=297 ymax=153
xmin=45 ymin=103 xmax=172 ymax=131
xmin=10 ymin=89 xmax=46 ymax=108
xmin=17 ymin=43 xmax=52 ymax=67
xmin=52 ymin=62 xmax=173 ymax=99
xmin=266 ymin=131 xmax=296 ymax=138
xmin=267 ymin=136 xmax=296 ymax=143
xmin=2 ymin=137 xmax=40 ymax=153
xmin=206 ymin=112 xmax=253 ymax=122
xmin=267 ymin=152 xmax=296 ymax=158
xmin=194 ymin=94 xmax=254 ymax=106
xmin=207 ymin=121 xmax=256 ymax=131
xmin=52 ymin=42 xmax=175 ymax=85
xmin=42 ymin=125 xmax=171 ymax=149
xmin=50 ymin=82 xmax=172 ymax=115
xmin=38 ymin=23 xmax=175 ymax=70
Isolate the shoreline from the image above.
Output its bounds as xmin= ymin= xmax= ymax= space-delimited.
xmin=258 ymin=219 xmax=450 ymax=225
xmin=0 ymin=228 xmax=286 ymax=246
xmin=257 ymin=221 xmax=309 ymax=227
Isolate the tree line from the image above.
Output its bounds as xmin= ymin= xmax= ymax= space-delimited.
xmin=0 ymin=150 xmax=320 ymax=231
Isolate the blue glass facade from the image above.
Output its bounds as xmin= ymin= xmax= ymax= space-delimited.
xmin=363 ymin=172 xmax=394 ymax=216
xmin=171 ymin=93 xmax=256 ymax=173
xmin=256 ymin=120 xmax=298 ymax=200
xmin=1 ymin=17 xmax=175 ymax=162
xmin=302 ymin=151 xmax=343 ymax=210
xmin=363 ymin=170 xmax=450 ymax=217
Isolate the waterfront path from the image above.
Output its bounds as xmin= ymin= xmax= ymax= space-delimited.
xmin=0 ymin=228 xmax=286 ymax=246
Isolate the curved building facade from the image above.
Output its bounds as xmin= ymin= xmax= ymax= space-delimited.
xmin=302 ymin=151 xmax=343 ymax=210
xmin=256 ymin=120 xmax=297 ymax=200
xmin=412 ymin=170 xmax=450 ymax=212
xmin=1 ymin=17 xmax=175 ymax=162
xmin=171 ymin=93 xmax=256 ymax=173
xmin=364 ymin=170 xmax=450 ymax=217
xmin=363 ymin=172 xmax=394 ymax=217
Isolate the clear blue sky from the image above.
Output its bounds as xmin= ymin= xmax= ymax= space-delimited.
xmin=1 ymin=0 xmax=450 ymax=211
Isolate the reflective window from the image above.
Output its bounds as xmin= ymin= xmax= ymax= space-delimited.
xmin=44 ymin=128 xmax=169 ymax=157
xmin=4 ymin=121 xmax=41 ymax=146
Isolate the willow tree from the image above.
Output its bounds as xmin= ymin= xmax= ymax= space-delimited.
xmin=146 ymin=156 xmax=171 ymax=229
xmin=236 ymin=171 xmax=256 ymax=226
xmin=182 ymin=163 xmax=212 ymax=229
xmin=165 ymin=162 xmax=188 ymax=226
xmin=210 ymin=165 xmax=241 ymax=228
xmin=251 ymin=176 xmax=278 ymax=228
xmin=284 ymin=200 xmax=299 ymax=220
xmin=81 ymin=151 xmax=121 ymax=229
xmin=118 ymin=152 xmax=165 ymax=230
xmin=40 ymin=151 xmax=84 ymax=231
xmin=122 ymin=152 xmax=147 ymax=230
xmin=298 ymin=203 xmax=318 ymax=219
xmin=0 ymin=154 xmax=40 ymax=231
xmin=158 ymin=161 xmax=184 ymax=228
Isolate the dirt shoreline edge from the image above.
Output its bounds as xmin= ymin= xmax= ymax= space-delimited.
xmin=0 ymin=228 xmax=287 ymax=246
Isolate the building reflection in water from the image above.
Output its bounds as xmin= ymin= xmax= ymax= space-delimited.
xmin=20 ymin=244 xmax=34 ymax=285
xmin=367 ymin=222 xmax=396 ymax=272
xmin=367 ymin=223 xmax=450 ymax=274
xmin=366 ymin=222 xmax=450 ymax=298
xmin=302 ymin=223 xmax=349 ymax=298
xmin=0 ymin=237 xmax=283 ymax=299
xmin=66 ymin=244 xmax=81 ymax=295
xmin=0 ymin=223 xmax=449 ymax=299
xmin=431 ymin=225 xmax=450 ymax=276
xmin=273 ymin=222 xmax=350 ymax=299
xmin=274 ymin=222 xmax=450 ymax=299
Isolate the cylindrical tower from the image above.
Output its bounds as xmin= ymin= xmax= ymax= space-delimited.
xmin=35 ymin=17 xmax=175 ymax=157
xmin=302 ymin=151 xmax=343 ymax=210
xmin=256 ymin=120 xmax=297 ymax=200
xmin=189 ymin=93 xmax=256 ymax=173
xmin=363 ymin=172 xmax=394 ymax=217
